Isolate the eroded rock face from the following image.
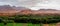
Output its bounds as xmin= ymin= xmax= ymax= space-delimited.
xmin=0 ymin=5 xmax=18 ymax=16
xmin=19 ymin=9 xmax=60 ymax=16
xmin=0 ymin=5 xmax=31 ymax=16
xmin=0 ymin=5 xmax=60 ymax=16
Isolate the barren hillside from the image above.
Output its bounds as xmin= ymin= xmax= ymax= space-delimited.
xmin=0 ymin=5 xmax=60 ymax=16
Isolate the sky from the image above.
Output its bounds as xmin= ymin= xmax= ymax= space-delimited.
xmin=0 ymin=0 xmax=60 ymax=10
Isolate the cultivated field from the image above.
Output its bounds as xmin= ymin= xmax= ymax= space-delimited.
xmin=0 ymin=23 xmax=59 ymax=26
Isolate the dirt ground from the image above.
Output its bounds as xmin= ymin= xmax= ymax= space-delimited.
xmin=56 ymin=22 xmax=60 ymax=26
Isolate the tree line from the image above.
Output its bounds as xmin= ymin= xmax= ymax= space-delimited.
xmin=0 ymin=14 xmax=60 ymax=24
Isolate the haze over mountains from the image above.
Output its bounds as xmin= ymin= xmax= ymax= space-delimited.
xmin=0 ymin=5 xmax=31 ymax=16
xmin=0 ymin=5 xmax=60 ymax=16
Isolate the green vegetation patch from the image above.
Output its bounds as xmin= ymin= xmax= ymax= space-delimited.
xmin=0 ymin=23 xmax=4 ymax=26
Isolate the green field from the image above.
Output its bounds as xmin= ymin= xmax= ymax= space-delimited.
xmin=0 ymin=23 xmax=41 ymax=26
xmin=0 ymin=23 xmax=57 ymax=26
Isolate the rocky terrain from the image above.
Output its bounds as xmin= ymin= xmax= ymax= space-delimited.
xmin=0 ymin=5 xmax=60 ymax=16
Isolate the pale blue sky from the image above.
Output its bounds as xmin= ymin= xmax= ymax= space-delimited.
xmin=0 ymin=0 xmax=60 ymax=10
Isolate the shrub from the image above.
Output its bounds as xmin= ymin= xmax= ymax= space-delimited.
xmin=14 ymin=14 xmax=60 ymax=24
xmin=0 ymin=14 xmax=60 ymax=24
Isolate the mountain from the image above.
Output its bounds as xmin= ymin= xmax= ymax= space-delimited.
xmin=0 ymin=5 xmax=60 ymax=16
xmin=18 ymin=9 xmax=32 ymax=15
xmin=12 ymin=6 xmax=30 ymax=11
xmin=31 ymin=9 xmax=60 ymax=16
xmin=0 ymin=5 xmax=31 ymax=16
xmin=19 ymin=9 xmax=60 ymax=16
xmin=0 ymin=5 xmax=14 ymax=11
xmin=38 ymin=9 xmax=57 ymax=11
xmin=0 ymin=5 xmax=18 ymax=16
